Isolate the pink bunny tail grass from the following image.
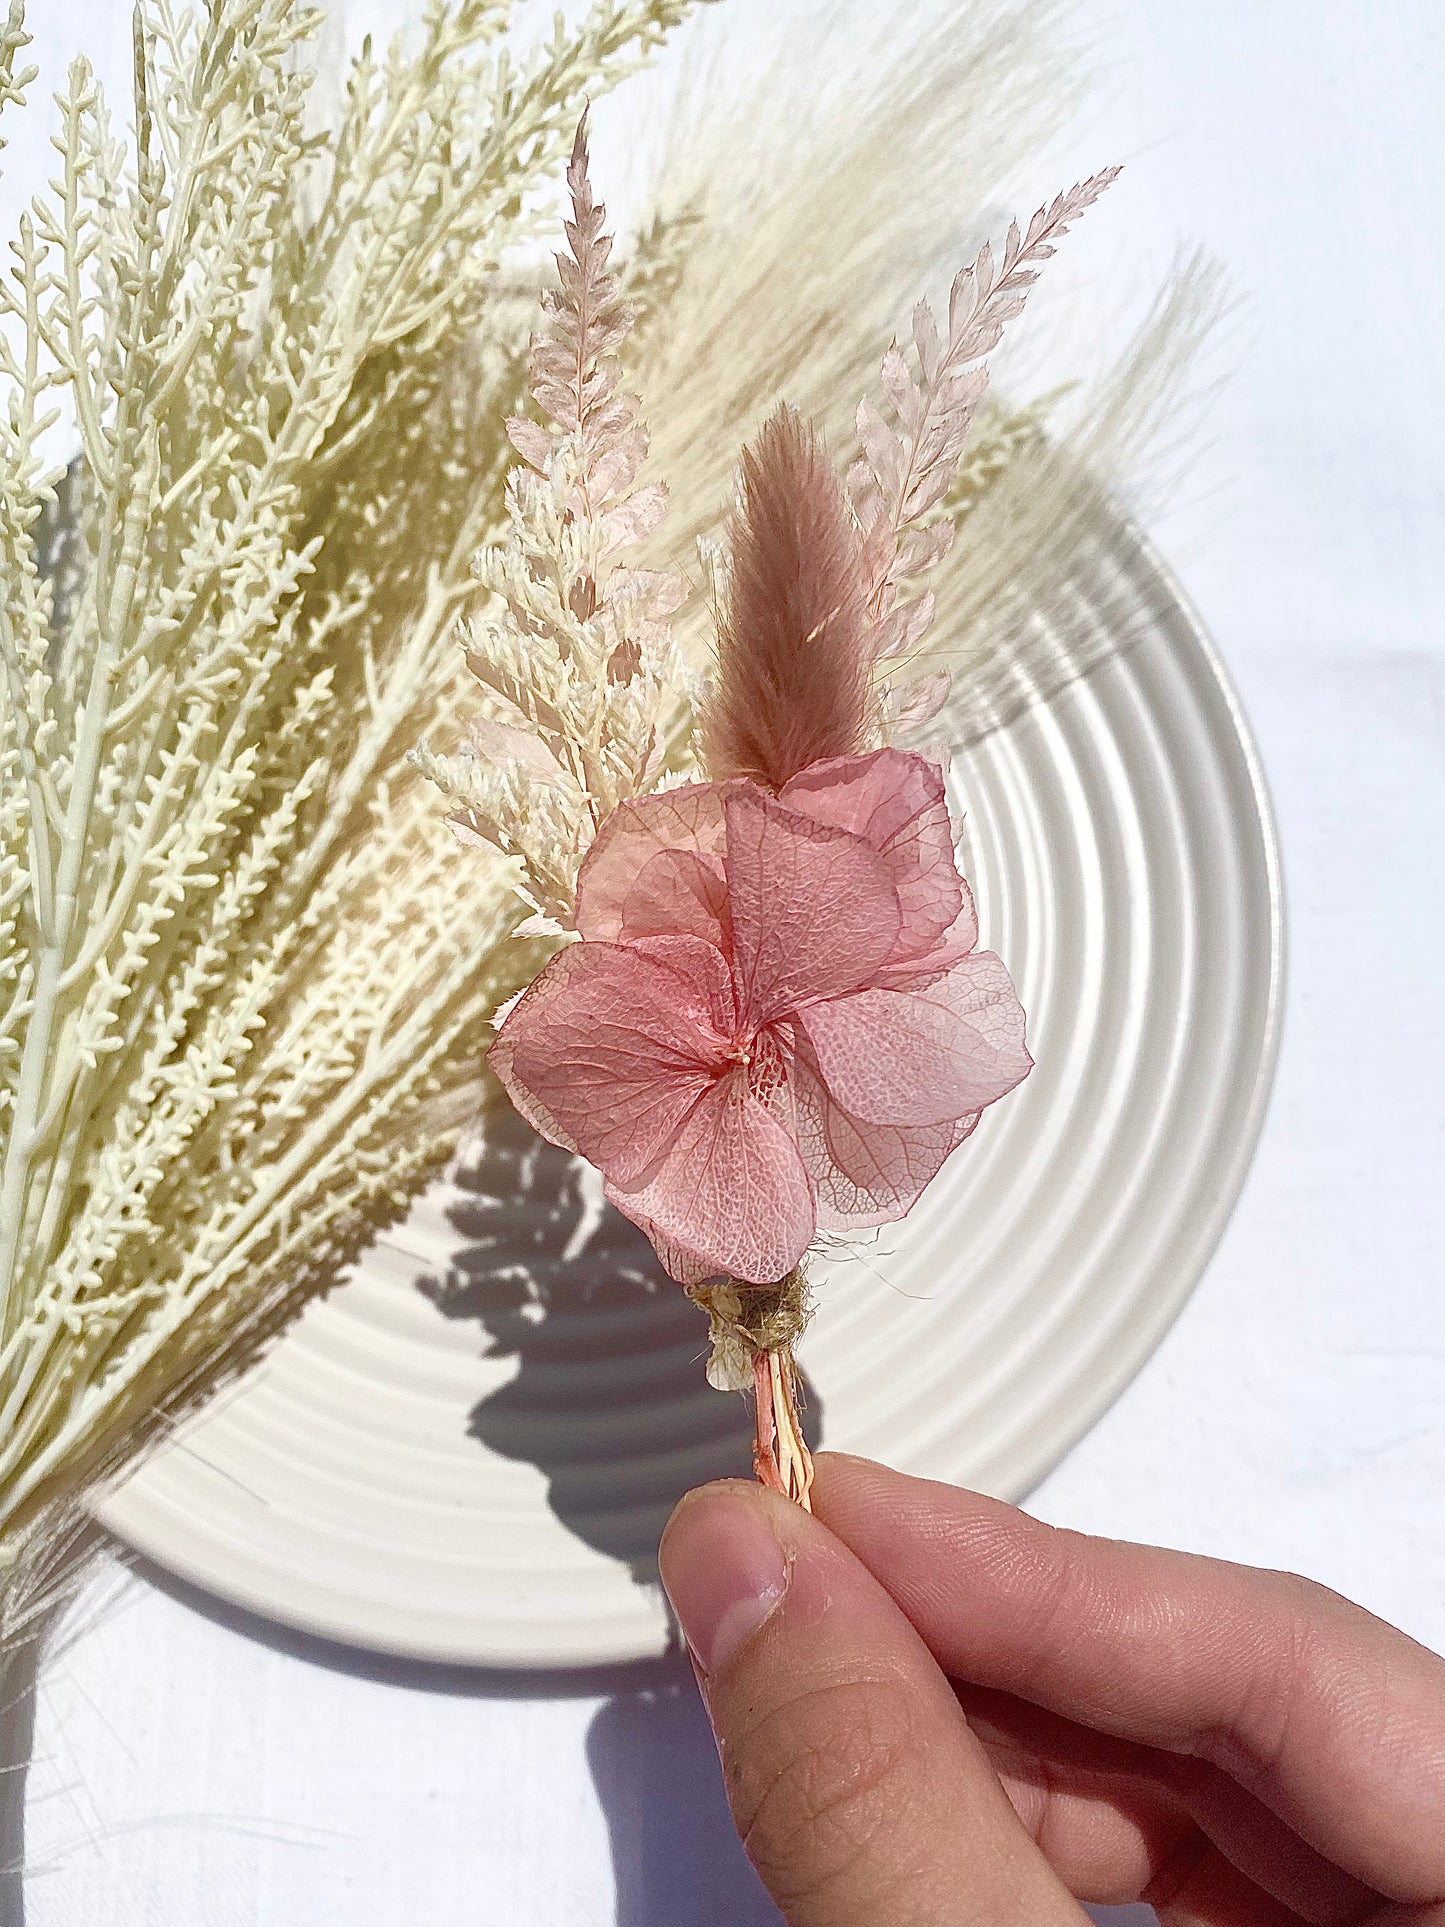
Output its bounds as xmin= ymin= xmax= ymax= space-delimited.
xmin=703 ymin=405 xmax=874 ymax=790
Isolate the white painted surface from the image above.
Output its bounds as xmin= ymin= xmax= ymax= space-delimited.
xmin=7 ymin=1 xmax=1443 ymax=1922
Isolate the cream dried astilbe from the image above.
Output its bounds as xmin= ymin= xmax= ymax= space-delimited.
xmin=0 ymin=0 xmax=707 ymax=1652
xmin=415 ymin=114 xmax=695 ymax=932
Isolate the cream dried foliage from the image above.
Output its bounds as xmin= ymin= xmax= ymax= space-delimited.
xmin=0 ymin=0 xmax=707 ymax=1643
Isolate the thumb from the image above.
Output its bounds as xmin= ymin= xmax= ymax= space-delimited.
xmin=659 ymin=1479 xmax=1087 ymax=1927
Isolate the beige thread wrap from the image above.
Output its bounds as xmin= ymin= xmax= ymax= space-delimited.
xmin=686 ymin=1267 xmax=813 ymax=1393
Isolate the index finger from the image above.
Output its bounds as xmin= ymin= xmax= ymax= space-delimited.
xmin=811 ymin=1453 xmax=1445 ymax=1905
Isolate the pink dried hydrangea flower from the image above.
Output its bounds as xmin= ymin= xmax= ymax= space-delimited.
xmin=490 ymin=747 xmax=1031 ymax=1285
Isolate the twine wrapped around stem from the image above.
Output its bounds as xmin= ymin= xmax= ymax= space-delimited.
xmin=688 ymin=1269 xmax=815 ymax=1509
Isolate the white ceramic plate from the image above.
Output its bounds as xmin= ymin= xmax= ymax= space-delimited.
xmin=98 ymin=523 xmax=1283 ymax=1668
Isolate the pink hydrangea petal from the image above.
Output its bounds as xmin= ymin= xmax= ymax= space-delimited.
xmin=602 ymin=1190 xmax=719 ymax=1286
xmin=816 ymin=1113 xmax=981 ymax=1230
xmin=780 ymin=748 xmax=971 ymax=965
xmin=724 ymin=785 xmax=901 ymax=1029
xmin=796 ymin=949 xmax=1032 ymax=1128
xmin=501 ymin=752 xmax=1027 ymax=1279
xmin=872 ymin=890 xmax=979 ymax=991
xmin=626 ymin=932 xmax=738 ymax=1034
xmin=789 ymin=1047 xmax=981 ymax=1227
xmin=488 ymin=1008 xmax=581 ymax=1158
xmin=745 ymin=1020 xmax=793 ymax=1111
xmin=621 ymin=848 xmax=730 ymax=952
xmin=779 ymin=748 xmax=927 ymax=842
xmin=575 ymin=783 xmax=727 ymax=941
xmin=607 ymin=1067 xmax=816 ymax=1285
xmin=489 ymin=939 xmax=731 ymax=1185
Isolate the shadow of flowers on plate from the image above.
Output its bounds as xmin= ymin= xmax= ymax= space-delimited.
xmin=418 ymin=1103 xmax=823 ymax=1588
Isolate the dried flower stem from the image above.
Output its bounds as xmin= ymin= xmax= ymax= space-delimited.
xmin=690 ymin=1267 xmax=815 ymax=1509
xmin=753 ymin=1346 xmax=815 ymax=1511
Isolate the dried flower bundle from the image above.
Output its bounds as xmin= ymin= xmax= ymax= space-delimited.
xmin=0 ymin=0 xmax=706 ymax=1648
xmin=439 ymin=122 xmax=1115 ymax=1504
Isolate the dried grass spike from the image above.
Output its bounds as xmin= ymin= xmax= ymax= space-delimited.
xmin=704 ymin=405 xmax=872 ymax=789
xmin=428 ymin=108 xmax=695 ymax=925
xmin=851 ymin=164 xmax=1121 ymax=669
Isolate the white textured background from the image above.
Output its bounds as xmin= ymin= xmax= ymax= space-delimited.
xmin=5 ymin=2 xmax=1444 ymax=1923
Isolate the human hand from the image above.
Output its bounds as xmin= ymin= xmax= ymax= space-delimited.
xmin=658 ymin=1454 xmax=1445 ymax=1925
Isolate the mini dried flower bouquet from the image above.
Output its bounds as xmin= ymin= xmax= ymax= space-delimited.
xmin=421 ymin=118 xmax=1118 ymax=1503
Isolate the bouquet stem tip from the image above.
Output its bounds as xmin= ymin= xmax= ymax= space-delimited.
xmin=690 ymin=1269 xmax=815 ymax=1511
xmin=753 ymin=1344 xmax=815 ymax=1511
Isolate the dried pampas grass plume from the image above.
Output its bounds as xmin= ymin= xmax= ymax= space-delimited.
xmin=631 ymin=0 xmax=1226 ymax=739
xmin=703 ymin=405 xmax=872 ymax=789
xmin=635 ymin=0 xmax=1096 ymax=512
xmin=921 ymin=253 xmax=1232 ymax=744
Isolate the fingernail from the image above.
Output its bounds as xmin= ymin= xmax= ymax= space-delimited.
xmin=659 ymin=1484 xmax=790 ymax=1677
